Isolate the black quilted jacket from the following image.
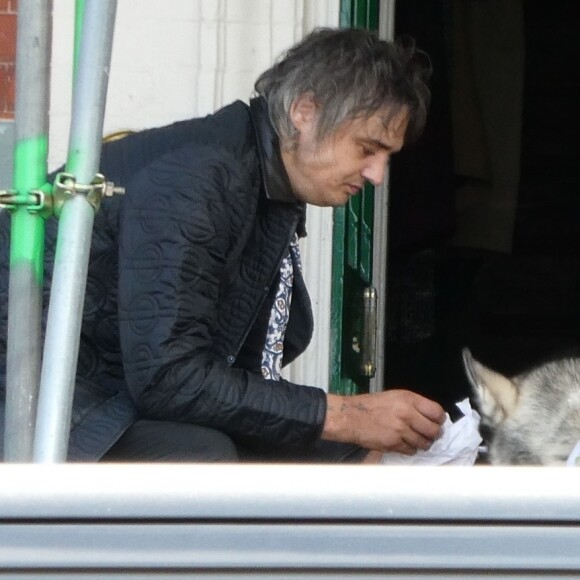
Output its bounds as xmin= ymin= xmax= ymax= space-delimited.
xmin=0 ymin=98 xmax=327 ymax=460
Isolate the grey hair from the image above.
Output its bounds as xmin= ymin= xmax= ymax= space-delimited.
xmin=254 ymin=27 xmax=431 ymax=146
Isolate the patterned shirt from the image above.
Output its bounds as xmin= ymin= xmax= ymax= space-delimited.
xmin=261 ymin=235 xmax=302 ymax=380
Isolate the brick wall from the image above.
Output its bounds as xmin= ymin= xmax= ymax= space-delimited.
xmin=0 ymin=0 xmax=16 ymax=120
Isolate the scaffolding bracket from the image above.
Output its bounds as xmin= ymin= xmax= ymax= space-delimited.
xmin=52 ymin=171 xmax=124 ymax=216
xmin=0 ymin=188 xmax=52 ymax=218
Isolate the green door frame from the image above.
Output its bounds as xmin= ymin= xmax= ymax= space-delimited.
xmin=330 ymin=0 xmax=380 ymax=395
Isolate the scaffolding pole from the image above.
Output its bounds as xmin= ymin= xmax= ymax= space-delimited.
xmin=33 ymin=0 xmax=118 ymax=462
xmin=4 ymin=0 xmax=52 ymax=462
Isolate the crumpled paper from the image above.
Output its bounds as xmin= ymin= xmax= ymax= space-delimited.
xmin=380 ymin=398 xmax=483 ymax=466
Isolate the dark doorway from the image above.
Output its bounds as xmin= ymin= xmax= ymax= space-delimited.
xmin=384 ymin=0 xmax=580 ymax=413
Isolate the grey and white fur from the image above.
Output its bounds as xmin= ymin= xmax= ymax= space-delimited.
xmin=462 ymin=348 xmax=580 ymax=465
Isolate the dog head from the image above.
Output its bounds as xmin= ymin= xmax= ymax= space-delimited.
xmin=462 ymin=348 xmax=580 ymax=465
xmin=462 ymin=348 xmax=518 ymax=430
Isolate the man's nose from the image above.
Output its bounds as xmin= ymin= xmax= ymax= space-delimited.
xmin=361 ymin=155 xmax=388 ymax=186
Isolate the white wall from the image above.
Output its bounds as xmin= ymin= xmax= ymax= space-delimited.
xmin=48 ymin=0 xmax=339 ymax=390
xmin=49 ymin=0 xmax=338 ymax=168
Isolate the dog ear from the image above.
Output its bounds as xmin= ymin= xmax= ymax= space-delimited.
xmin=462 ymin=348 xmax=518 ymax=426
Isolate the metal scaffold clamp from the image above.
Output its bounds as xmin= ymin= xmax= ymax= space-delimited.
xmin=52 ymin=171 xmax=124 ymax=216
xmin=0 ymin=188 xmax=51 ymax=218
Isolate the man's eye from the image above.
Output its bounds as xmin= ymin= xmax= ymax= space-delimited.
xmin=361 ymin=146 xmax=376 ymax=157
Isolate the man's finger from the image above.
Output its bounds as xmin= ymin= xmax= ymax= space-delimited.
xmin=413 ymin=396 xmax=446 ymax=425
xmin=410 ymin=411 xmax=444 ymax=442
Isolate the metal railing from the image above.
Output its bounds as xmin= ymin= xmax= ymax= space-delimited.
xmin=0 ymin=463 xmax=579 ymax=576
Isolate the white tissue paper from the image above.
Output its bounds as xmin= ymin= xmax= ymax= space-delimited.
xmin=380 ymin=398 xmax=483 ymax=466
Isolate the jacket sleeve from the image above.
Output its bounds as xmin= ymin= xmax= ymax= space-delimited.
xmin=117 ymin=147 xmax=327 ymax=452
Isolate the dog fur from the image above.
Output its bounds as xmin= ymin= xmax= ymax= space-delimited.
xmin=462 ymin=348 xmax=580 ymax=465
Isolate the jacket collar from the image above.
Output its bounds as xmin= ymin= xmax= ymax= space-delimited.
xmin=249 ymin=96 xmax=298 ymax=204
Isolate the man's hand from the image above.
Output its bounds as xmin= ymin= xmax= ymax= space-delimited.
xmin=323 ymin=390 xmax=446 ymax=455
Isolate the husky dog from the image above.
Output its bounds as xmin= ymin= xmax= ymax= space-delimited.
xmin=462 ymin=348 xmax=580 ymax=465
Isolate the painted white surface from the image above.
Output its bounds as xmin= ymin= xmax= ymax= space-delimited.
xmin=48 ymin=0 xmax=338 ymax=390
xmin=49 ymin=1 xmax=309 ymax=167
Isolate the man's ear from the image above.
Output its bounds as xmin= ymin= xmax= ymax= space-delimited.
xmin=289 ymin=92 xmax=319 ymax=133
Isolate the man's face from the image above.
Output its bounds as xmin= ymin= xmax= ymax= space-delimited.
xmin=281 ymin=94 xmax=409 ymax=207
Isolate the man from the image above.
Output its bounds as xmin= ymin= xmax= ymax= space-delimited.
xmin=0 ymin=28 xmax=444 ymax=462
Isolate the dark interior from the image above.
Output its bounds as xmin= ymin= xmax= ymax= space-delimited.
xmin=384 ymin=0 xmax=580 ymax=414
